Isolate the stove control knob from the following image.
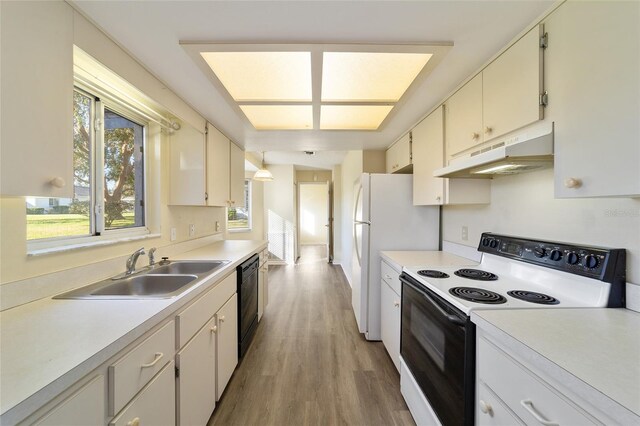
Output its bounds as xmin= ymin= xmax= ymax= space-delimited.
xmin=567 ymin=252 xmax=580 ymax=265
xmin=550 ymin=250 xmax=563 ymax=262
xmin=533 ymin=247 xmax=546 ymax=258
xmin=489 ymin=239 xmax=499 ymax=249
xmin=584 ymin=254 xmax=599 ymax=269
xmin=482 ymin=238 xmax=491 ymax=247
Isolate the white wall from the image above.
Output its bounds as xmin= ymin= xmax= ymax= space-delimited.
xmin=299 ymin=183 xmax=328 ymax=245
xmin=263 ymin=164 xmax=296 ymax=263
xmin=442 ymin=168 xmax=640 ymax=288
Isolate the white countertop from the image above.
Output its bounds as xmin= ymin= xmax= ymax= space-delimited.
xmin=380 ymin=250 xmax=477 ymax=271
xmin=0 ymin=240 xmax=266 ymax=422
xmin=472 ymin=308 xmax=640 ymax=420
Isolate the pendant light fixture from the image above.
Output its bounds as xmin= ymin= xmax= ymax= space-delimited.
xmin=253 ymin=151 xmax=274 ymax=181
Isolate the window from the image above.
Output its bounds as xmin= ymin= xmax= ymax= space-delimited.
xmin=26 ymin=87 xmax=147 ymax=243
xmin=227 ymin=180 xmax=251 ymax=231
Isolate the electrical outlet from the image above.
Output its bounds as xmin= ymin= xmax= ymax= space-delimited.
xmin=462 ymin=226 xmax=469 ymax=241
xmin=189 ymin=224 xmax=195 ymax=237
xmin=215 ymin=221 xmax=220 ymax=232
xmin=170 ymin=227 xmax=177 ymax=241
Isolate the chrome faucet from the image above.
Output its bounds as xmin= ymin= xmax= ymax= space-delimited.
xmin=148 ymin=247 xmax=157 ymax=266
xmin=126 ymin=248 xmax=146 ymax=275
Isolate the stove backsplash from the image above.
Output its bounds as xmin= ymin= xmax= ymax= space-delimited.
xmin=441 ymin=168 xmax=640 ymax=312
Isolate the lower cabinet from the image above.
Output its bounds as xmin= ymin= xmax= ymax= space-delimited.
xmin=380 ymin=260 xmax=401 ymax=372
xmin=34 ymin=375 xmax=105 ymax=426
xmin=216 ymin=293 xmax=238 ymax=401
xmin=258 ymin=252 xmax=269 ymax=321
xmin=176 ymin=316 xmax=217 ymax=426
xmin=109 ymin=361 xmax=175 ymax=426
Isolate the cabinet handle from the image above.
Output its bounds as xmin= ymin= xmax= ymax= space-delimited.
xmin=393 ymin=301 xmax=400 ymax=307
xmin=436 ymin=196 xmax=442 ymax=201
xmin=471 ymin=132 xmax=480 ymax=140
xmin=479 ymin=399 xmax=493 ymax=416
xmin=219 ymin=315 xmax=225 ymax=322
xmin=231 ymin=200 xmax=235 ymax=205
xmin=140 ymin=352 xmax=163 ymax=368
xmin=484 ymin=126 xmax=493 ymax=134
xmin=205 ymin=192 xmax=208 ymax=201
xmin=211 ymin=325 xmax=218 ymax=333
xmin=564 ymin=177 xmax=582 ymax=188
xmin=520 ymin=400 xmax=558 ymax=426
xmin=126 ymin=417 xmax=140 ymax=426
xmin=385 ymin=274 xmax=392 ymax=280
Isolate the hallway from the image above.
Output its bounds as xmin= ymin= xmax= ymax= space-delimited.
xmin=209 ymin=246 xmax=414 ymax=426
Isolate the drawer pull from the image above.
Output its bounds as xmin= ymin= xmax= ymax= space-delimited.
xmin=126 ymin=417 xmax=140 ymax=426
xmin=140 ymin=352 xmax=163 ymax=368
xmin=393 ymin=301 xmax=400 ymax=307
xmin=385 ymin=274 xmax=392 ymax=280
xmin=520 ymin=399 xmax=558 ymax=426
xmin=211 ymin=325 xmax=218 ymax=333
xmin=479 ymin=399 xmax=493 ymax=416
xmin=219 ymin=315 xmax=226 ymax=322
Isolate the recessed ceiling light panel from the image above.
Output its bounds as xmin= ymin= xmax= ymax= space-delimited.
xmin=321 ymin=52 xmax=432 ymax=102
xmin=201 ymin=51 xmax=312 ymax=101
xmin=240 ymin=105 xmax=313 ymax=130
xmin=320 ymin=105 xmax=394 ymax=130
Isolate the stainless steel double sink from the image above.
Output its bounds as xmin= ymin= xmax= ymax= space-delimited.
xmin=54 ymin=260 xmax=230 ymax=300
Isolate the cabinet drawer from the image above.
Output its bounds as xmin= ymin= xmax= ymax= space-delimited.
xmin=109 ymin=361 xmax=175 ymax=426
xmin=478 ymin=337 xmax=597 ymax=426
xmin=109 ymin=321 xmax=174 ymax=416
xmin=35 ymin=375 xmax=104 ymax=426
xmin=381 ymin=260 xmax=401 ymax=295
xmin=176 ymin=271 xmax=236 ymax=348
xmin=477 ymin=382 xmax=523 ymax=426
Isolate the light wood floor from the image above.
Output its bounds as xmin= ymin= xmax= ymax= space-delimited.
xmin=208 ymin=245 xmax=415 ymax=426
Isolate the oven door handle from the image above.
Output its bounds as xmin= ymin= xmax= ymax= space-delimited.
xmin=403 ymin=277 xmax=466 ymax=326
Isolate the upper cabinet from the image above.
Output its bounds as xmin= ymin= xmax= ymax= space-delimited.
xmin=386 ymin=132 xmax=412 ymax=174
xmin=545 ymin=1 xmax=640 ymax=198
xmin=169 ymin=122 xmax=245 ymax=206
xmin=1 ymin=1 xmax=74 ymax=197
xmin=446 ymin=25 xmax=544 ymax=159
xmin=413 ymin=106 xmax=490 ymax=206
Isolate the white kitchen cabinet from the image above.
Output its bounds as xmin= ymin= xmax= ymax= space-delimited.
xmin=545 ymin=1 xmax=640 ymax=198
xmin=0 ymin=1 xmax=74 ymax=197
xmin=445 ymin=73 xmax=483 ymax=157
xmin=380 ymin=260 xmax=401 ymax=372
xmin=482 ymin=25 xmax=544 ymax=142
xmin=386 ymin=132 xmax=412 ymax=173
xmin=206 ymin=122 xmax=245 ymax=207
xmin=109 ymin=361 xmax=175 ymax=426
xmin=216 ymin=293 xmax=238 ymax=401
xmin=413 ymin=106 xmax=490 ymax=206
xmin=446 ymin=26 xmax=544 ymax=159
xmin=169 ymin=123 xmax=207 ymax=206
xmin=176 ymin=316 xmax=217 ymax=426
xmin=258 ymin=249 xmax=269 ymax=321
xmin=476 ymin=382 xmax=524 ymax=426
xmin=35 ymin=375 xmax=104 ymax=426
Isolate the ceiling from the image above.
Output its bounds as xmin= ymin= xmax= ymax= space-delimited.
xmin=71 ymin=0 xmax=554 ymax=168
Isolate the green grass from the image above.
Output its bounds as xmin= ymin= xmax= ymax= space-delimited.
xmin=228 ymin=219 xmax=249 ymax=230
xmin=27 ymin=213 xmax=135 ymax=240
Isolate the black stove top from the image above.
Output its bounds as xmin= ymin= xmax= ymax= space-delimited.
xmin=449 ymin=287 xmax=506 ymax=304
xmin=507 ymin=290 xmax=560 ymax=305
xmin=418 ymin=270 xmax=450 ymax=279
xmin=454 ymin=268 xmax=499 ymax=281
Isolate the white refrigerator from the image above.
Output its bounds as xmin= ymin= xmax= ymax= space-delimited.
xmin=351 ymin=173 xmax=439 ymax=341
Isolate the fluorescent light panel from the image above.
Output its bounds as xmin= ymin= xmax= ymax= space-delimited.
xmin=322 ymin=52 xmax=432 ymax=102
xmin=201 ymin=52 xmax=312 ymax=101
xmin=240 ymin=105 xmax=313 ymax=130
xmin=320 ymin=105 xmax=394 ymax=130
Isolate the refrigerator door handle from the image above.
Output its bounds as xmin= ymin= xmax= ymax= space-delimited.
xmin=354 ymin=220 xmax=371 ymax=225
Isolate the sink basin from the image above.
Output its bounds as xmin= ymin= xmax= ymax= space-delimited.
xmin=151 ymin=260 xmax=228 ymax=275
xmin=90 ymin=274 xmax=198 ymax=297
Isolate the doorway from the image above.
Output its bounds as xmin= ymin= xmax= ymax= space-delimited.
xmin=297 ymin=181 xmax=332 ymax=263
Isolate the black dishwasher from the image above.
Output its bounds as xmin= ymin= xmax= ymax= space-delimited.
xmin=237 ymin=254 xmax=259 ymax=357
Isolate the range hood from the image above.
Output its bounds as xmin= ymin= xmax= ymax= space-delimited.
xmin=434 ymin=122 xmax=554 ymax=178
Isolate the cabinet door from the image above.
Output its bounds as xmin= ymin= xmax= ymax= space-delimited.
xmin=35 ymin=376 xmax=104 ymax=426
xmin=413 ymin=106 xmax=445 ymax=205
xmin=258 ymin=267 xmax=264 ymax=321
xmin=109 ymin=361 xmax=175 ymax=426
xmin=546 ymin=1 xmax=640 ymax=197
xmin=445 ymin=73 xmax=483 ymax=157
xmin=229 ymin=142 xmax=245 ymax=207
xmin=206 ymin=123 xmax=230 ymax=206
xmin=483 ymin=25 xmax=543 ymax=141
xmin=380 ymin=281 xmax=401 ymax=372
xmin=476 ymin=382 xmax=524 ymax=426
xmin=216 ymin=293 xmax=238 ymax=401
xmin=169 ymin=123 xmax=206 ymax=206
xmin=176 ymin=316 xmax=216 ymax=426
xmin=386 ymin=133 xmax=411 ymax=173
xmin=1 ymin=1 xmax=74 ymax=197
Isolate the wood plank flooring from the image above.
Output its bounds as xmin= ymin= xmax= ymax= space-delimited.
xmin=208 ymin=245 xmax=415 ymax=426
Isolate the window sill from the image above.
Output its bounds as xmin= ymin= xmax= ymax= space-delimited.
xmin=228 ymin=228 xmax=252 ymax=233
xmin=27 ymin=233 xmax=162 ymax=257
